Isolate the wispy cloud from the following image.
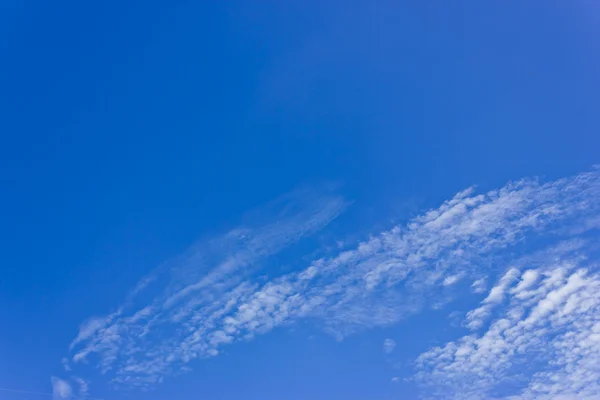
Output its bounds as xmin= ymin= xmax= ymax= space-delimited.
xmin=464 ymin=267 xmax=520 ymax=330
xmin=51 ymin=377 xmax=72 ymax=400
xmin=414 ymin=242 xmax=600 ymax=399
xmin=1 ymin=380 xmax=98 ymax=400
xmin=61 ymin=357 xmax=72 ymax=372
xmin=64 ymin=169 xmax=600 ymax=393
xmin=471 ymin=277 xmax=488 ymax=294
xmin=383 ymin=338 xmax=396 ymax=354
xmin=72 ymin=377 xmax=89 ymax=399
xmin=67 ymin=185 xmax=348 ymax=388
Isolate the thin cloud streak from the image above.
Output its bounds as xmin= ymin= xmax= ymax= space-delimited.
xmin=65 ymin=169 xmax=600 ymax=392
xmin=67 ymin=185 xmax=348 ymax=388
xmin=0 ymin=383 xmax=102 ymax=399
xmin=383 ymin=338 xmax=396 ymax=354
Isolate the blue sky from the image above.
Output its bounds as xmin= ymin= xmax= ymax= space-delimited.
xmin=1 ymin=1 xmax=600 ymax=399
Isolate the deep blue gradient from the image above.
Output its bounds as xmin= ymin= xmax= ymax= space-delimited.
xmin=1 ymin=1 xmax=599 ymax=399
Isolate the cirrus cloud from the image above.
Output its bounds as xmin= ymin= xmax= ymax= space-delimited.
xmin=64 ymin=169 xmax=600 ymax=396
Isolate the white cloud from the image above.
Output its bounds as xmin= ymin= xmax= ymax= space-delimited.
xmin=72 ymin=377 xmax=89 ymax=398
xmin=443 ymin=274 xmax=462 ymax=286
xmin=383 ymin=338 xmax=396 ymax=354
xmin=471 ymin=277 xmax=488 ymax=293
xmin=61 ymin=357 xmax=71 ymax=372
xmin=484 ymin=268 xmax=520 ymax=304
xmin=67 ymin=186 xmax=347 ymax=388
xmin=51 ymin=377 xmax=72 ymax=400
xmin=63 ymin=169 xmax=600 ymax=391
xmin=414 ymin=247 xmax=600 ymax=399
xmin=70 ymin=317 xmax=109 ymax=351
xmin=465 ymin=268 xmax=520 ymax=330
xmin=510 ymin=269 xmax=540 ymax=299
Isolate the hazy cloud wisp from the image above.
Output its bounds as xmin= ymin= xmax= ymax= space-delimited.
xmin=63 ymin=169 xmax=600 ymax=395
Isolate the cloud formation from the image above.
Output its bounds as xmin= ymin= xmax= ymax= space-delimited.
xmin=414 ymin=242 xmax=600 ymax=399
xmin=51 ymin=377 xmax=72 ymax=400
xmin=67 ymin=185 xmax=348 ymax=388
xmin=64 ymin=169 xmax=600 ymax=393
xmin=383 ymin=338 xmax=396 ymax=354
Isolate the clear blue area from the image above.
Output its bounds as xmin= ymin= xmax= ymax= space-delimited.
xmin=1 ymin=1 xmax=599 ymax=400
